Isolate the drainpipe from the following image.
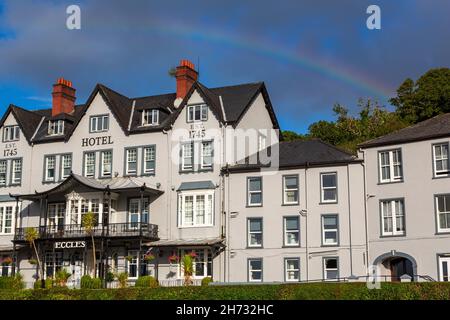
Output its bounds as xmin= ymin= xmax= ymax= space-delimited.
xmin=346 ymin=164 xmax=354 ymax=277
xmin=303 ymin=162 xmax=309 ymax=282
xmin=359 ymin=149 xmax=370 ymax=275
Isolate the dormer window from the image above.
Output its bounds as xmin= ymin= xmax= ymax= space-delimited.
xmin=187 ymin=104 xmax=207 ymax=122
xmin=48 ymin=120 xmax=64 ymax=136
xmin=2 ymin=125 xmax=20 ymax=142
xmin=142 ymin=109 xmax=159 ymax=126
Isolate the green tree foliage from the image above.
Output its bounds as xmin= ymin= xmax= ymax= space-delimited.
xmin=281 ymin=130 xmax=308 ymax=142
xmin=390 ymin=68 xmax=450 ymax=123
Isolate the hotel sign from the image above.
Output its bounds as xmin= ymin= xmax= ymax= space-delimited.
xmin=81 ymin=136 xmax=113 ymax=147
xmin=54 ymin=241 xmax=86 ymax=249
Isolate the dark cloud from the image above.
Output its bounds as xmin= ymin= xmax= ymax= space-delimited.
xmin=0 ymin=0 xmax=449 ymax=132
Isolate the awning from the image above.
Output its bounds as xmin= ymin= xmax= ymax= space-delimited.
xmin=12 ymin=173 xmax=164 ymax=201
xmin=177 ymin=181 xmax=216 ymax=191
xmin=0 ymin=194 xmax=16 ymax=202
xmin=145 ymin=237 xmax=224 ymax=247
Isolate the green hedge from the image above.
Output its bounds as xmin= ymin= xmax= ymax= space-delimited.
xmin=80 ymin=275 xmax=102 ymax=289
xmin=0 ymin=282 xmax=450 ymax=300
xmin=0 ymin=274 xmax=24 ymax=290
xmin=135 ymin=276 xmax=159 ymax=288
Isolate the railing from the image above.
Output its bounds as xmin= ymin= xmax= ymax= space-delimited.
xmin=14 ymin=222 xmax=158 ymax=241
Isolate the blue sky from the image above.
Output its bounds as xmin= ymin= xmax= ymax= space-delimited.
xmin=0 ymin=0 xmax=449 ymax=133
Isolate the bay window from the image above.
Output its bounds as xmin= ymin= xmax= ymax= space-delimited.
xmin=379 ymin=149 xmax=403 ymax=183
xmin=178 ymin=191 xmax=213 ymax=227
xmin=381 ymin=199 xmax=405 ymax=236
xmin=433 ymin=143 xmax=450 ymax=177
xmin=436 ymin=194 xmax=450 ymax=233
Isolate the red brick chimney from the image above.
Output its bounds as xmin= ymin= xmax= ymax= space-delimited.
xmin=52 ymin=78 xmax=76 ymax=116
xmin=175 ymin=59 xmax=198 ymax=100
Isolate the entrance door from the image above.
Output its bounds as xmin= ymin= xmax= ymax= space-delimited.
xmin=69 ymin=252 xmax=83 ymax=288
xmin=439 ymin=257 xmax=450 ymax=282
xmin=390 ymin=257 xmax=414 ymax=281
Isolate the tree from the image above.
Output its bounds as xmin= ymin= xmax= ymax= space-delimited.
xmin=281 ymin=130 xmax=308 ymax=142
xmin=82 ymin=211 xmax=97 ymax=277
xmin=24 ymin=227 xmax=44 ymax=286
xmin=390 ymin=68 xmax=450 ymax=123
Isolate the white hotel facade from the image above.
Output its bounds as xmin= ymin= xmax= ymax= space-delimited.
xmin=0 ymin=60 xmax=448 ymax=287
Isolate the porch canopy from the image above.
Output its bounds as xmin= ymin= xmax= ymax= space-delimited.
xmin=11 ymin=173 xmax=163 ymax=201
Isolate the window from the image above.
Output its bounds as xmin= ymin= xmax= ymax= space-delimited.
xmin=47 ymin=203 xmax=65 ymax=233
xmin=3 ymin=125 xmax=19 ymax=142
xmin=126 ymin=250 xmax=151 ymax=278
xmin=178 ymin=192 xmax=213 ymax=227
xmin=128 ymin=198 xmax=149 ymax=226
xmin=247 ymin=218 xmax=263 ymax=247
xmin=247 ymin=177 xmax=262 ymax=206
xmin=381 ymin=199 xmax=405 ymax=236
xmin=126 ymin=148 xmax=137 ymax=175
xmin=44 ymin=156 xmax=56 ymax=182
xmin=322 ymin=215 xmax=339 ymax=245
xmin=45 ymin=252 xmax=63 ymax=278
xmin=84 ymin=152 xmax=95 ymax=177
xmin=0 ymin=160 xmax=6 ymax=186
xmin=181 ymin=143 xmax=194 ymax=171
xmin=187 ymin=104 xmax=208 ymax=122
xmin=285 ymin=258 xmax=300 ymax=282
xmin=258 ymin=134 xmax=266 ymax=152
xmin=433 ymin=143 xmax=450 ymax=177
xmin=201 ymin=141 xmax=213 ymax=170
xmin=178 ymin=249 xmax=212 ymax=278
xmin=0 ymin=206 xmax=14 ymax=234
xmin=439 ymin=256 xmax=450 ymax=282
xmin=143 ymin=146 xmax=155 ymax=175
xmin=436 ymin=195 xmax=450 ymax=233
xmin=142 ymin=109 xmax=159 ymax=126
xmin=379 ymin=149 xmax=403 ymax=183
xmin=321 ymin=173 xmax=337 ymax=203
xmin=1 ymin=255 xmax=12 ymax=277
xmin=61 ymin=154 xmax=72 ymax=179
xmin=48 ymin=120 xmax=64 ymax=136
xmin=323 ymin=257 xmax=339 ymax=280
xmin=90 ymin=115 xmax=109 ymax=132
xmin=248 ymin=258 xmax=263 ymax=282
xmin=284 ymin=217 xmax=300 ymax=246
xmin=11 ymin=159 xmax=22 ymax=185
xmin=283 ymin=175 xmax=299 ymax=205
xmin=101 ymin=151 xmax=112 ymax=177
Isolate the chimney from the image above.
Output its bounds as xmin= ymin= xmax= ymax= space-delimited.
xmin=175 ymin=59 xmax=198 ymax=103
xmin=52 ymin=78 xmax=76 ymax=116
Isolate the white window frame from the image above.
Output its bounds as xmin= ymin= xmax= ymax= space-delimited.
xmin=178 ymin=191 xmax=214 ymax=227
xmin=380 ymin=199 xmax=405 ymax=236
xmin=187 ymin=104 xmax=208 ymax=122
xmin=142 ymin=109 xmax=159 ymax=126
xmin=143 ymin=146 xmax=155 ymax=175
xmin=284 ymin=216 xmax=300 ymax=246
xmin=61 ymin=154 xmax=72 ymax=179
xmin=44 ymin=155 xmax=56 ymax=182
xmin=247 ymin=218 xmax=263 ymax=248
xmin=0 ymin=205 xmax=15 ymax=235
xmin=83 ymin=152 xmax=96 ymax=177
xmin=248 ymin=258 xmax=263 ymax=282
xmin=47 ymin=203 xmax=66 ymax=233
xmin=47 ymin=120 xmax=64 ymax=136
xmin=320 ymin=172 xmax=337 ymax=203
xmin=181 ymin=142 xmax=194 ymax=171
xmin=178 ymin=248 xmax=212 ymax=279
xmin=283 ymin=175 xmax=299 ymax=205
xmin=285 ymin=258 xmax=300 ymax=282
xmin=0 ymin=160 xmax=7 ymax=186
xmin=125 ymin=148 xmax=137 ymax=175
xmin=433 ymin=143 xmax=450 ymax=177
xmin=247 ymin=177 xmax=262 ymax=206
xmin=101 ymin=150 xmax=112 ymax=177
xmin=90 ymin=115 xmax=109 ymax=133
xmin=436 ymin=195 xmax=450 ymax=233
xmin=379 ymin=149 xmax=403 ymax=183
xmin=128 ymin=198 xmax=149 ymax=225
xmin=66 ymin=194 xmax=105 ymax=226
xmin=438 ymin=256 xmax=450 ymax=282
xmin=200 ymin=140 xmax=213 ymax=170
xmin=323 ymin=257 xmax=339 ymax=280
xmin=11 ymin=159 xmax=22 ymax=185
xmin=3 ymin=125 xmax=20 ymax=142
xmin=322 ymin=215 xmax=339 ymax=246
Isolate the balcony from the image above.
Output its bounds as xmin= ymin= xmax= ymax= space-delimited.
xmin=14 ymin=222 xmax=159 ymax=242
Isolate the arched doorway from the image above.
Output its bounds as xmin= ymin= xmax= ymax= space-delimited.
xmin=373 ymin=251 xmax=417 ymax=282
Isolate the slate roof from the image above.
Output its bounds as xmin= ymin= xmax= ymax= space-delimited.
xmin=1 ymin=81 xmax=278 ymax=144
xmin=359 ymin=113 xmax=450 ymax=148
xmin=226 ymin=139 xmax=361 ymax=172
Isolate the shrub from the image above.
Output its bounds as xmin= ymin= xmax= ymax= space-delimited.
xmin=33 ymin=278 xmax=53 ymax=289
xmin=0 ymin=274 xmax=24 ymax=290
xmin=55 ymin=269 xmax=72 ymax=287
xmin=80 ymin=275 xmax=102 ymax=289
xmin=135 ymin=276 xmax=159 ymax=288
xmin=201 ymin=277 xmax=213 ymax=286
xmin=116 ymin=272 xmax=128 ymax=288
xmin=105 ymin=271 xmax=115 ymax=283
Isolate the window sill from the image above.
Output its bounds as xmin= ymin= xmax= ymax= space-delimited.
xmin=319 ymin=201 xmax=338 ymax=205
xmin=246 ymin=204 xmax=263 ymax=208
xmin=378 ymin=180 xmax=404 ymax=185
xmin=282 ymin=203 xmax=299 ymax=206
xmin=42 ymin=180 xmax=56 ymax=184
xmin=379 ymin=234 xmax=406 ymax=238
xmin=282 ymin=244 xmax=301 ymax=248
xmin=435 ymin=231 xmax=450 ymax=235
xmin=321 ymin=244 xmax=339 ymax=247
xmin=177 ymin=225 xmax=214 ymax=229
xmin=432 ymin=174 xmax=450 ymax=180
xmin=246 ymin=246 xmax=264 ymax=249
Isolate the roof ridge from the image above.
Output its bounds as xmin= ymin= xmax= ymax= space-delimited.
xmin=98 ymin=83 xmax=131 ymax=100
xmin=209 ymin=81 xmax=263 ymax=91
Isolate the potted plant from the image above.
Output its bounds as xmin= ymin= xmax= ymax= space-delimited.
xmin=181 ymin=254 xmax=194 ymax=286
xmin=143 ymin=253 xmax=155 ymax=262
xmin=2 ymin=256 xmax=12 ymax=265
xmin=168 ymin=254 xmax=179 ymax=264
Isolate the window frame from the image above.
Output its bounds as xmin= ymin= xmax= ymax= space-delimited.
xmin=0 ymin=160 xmax=7 ymax=187
xmin=247 ymin=258 xmax=263 ymax=282
xmin=142 ymin=145 xmax=156 ymax=176
xmin=180 ymin=142 xmax=194 ymax=172
xmin=47 ymin=120 xmax=64 ymax=136
xmin=438 ymin=255 xmax=450 ymax=282
xmin=89 ymin=114 xmax=110 ymax=133
xmin=200 ymin=140 xmax=214 ymax=171
xmin=378 ymin=148 xmax=403 ymax=183
xmin=247 ymin=177 xmax=263 ymax=207
xmin=142 ymin=109 xmax=159 ymax=126
xmin=187 ymin=104 xmax=208 ymax=122
xmin=284 ymin=257 xmax=300 ymax=282
xmin=2 ymin=125 xmax=20 ymax=142
xmin=125 ymin=148 xmax=138 ymax=176
xmin=100 ymin=150 xmax=113 ymax=178
xmin=320 ymin=172 xmax=338 ymax=203
xmin=282 ymin=175 xmax=299 ymax=205
xmin=177 ymin=190 xmax=214 ymax=228
xmin=44 ymin=155 xmax=56 ymax=183
xmin=247 ymin=217 xmax=263 ymax=248
xmin=380 ymin=198 xmax=406 ymax=237
xmin=435 ymin=194 xmax=450 ymax=233
xmin=0 ymin=205 xmax=15 ymax=235
xmin=60 ymin=153 xmax=72 ymax=180
xmin=432 ymin=142 xmax=450 ymax=178
xmin=323 ymin=257 xmax=339 ymax=281
xmin=10 ymin=158 xmax=22 ymax=185
xmin=178 ymin=248 xmax=213 ymax=279
xmin=83 ymin=151 xmax=96 ymax=178
xmin=321 ymin=214 xmax=339 ymax=246
xmin=283 ymin=216 xmax=300 ymax=247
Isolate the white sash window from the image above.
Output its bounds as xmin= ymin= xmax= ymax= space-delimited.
xmin=178 ymin=191 xmax=213 ymax=227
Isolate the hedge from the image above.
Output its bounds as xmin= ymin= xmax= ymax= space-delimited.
xmin=0 ymin=283 xmax=450 ymax=300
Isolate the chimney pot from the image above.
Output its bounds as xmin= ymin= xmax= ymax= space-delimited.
xmin=52 ymin=77 xmax=76 ymax=116
xmin=175 ymin=59 xmax=198 ymax=102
